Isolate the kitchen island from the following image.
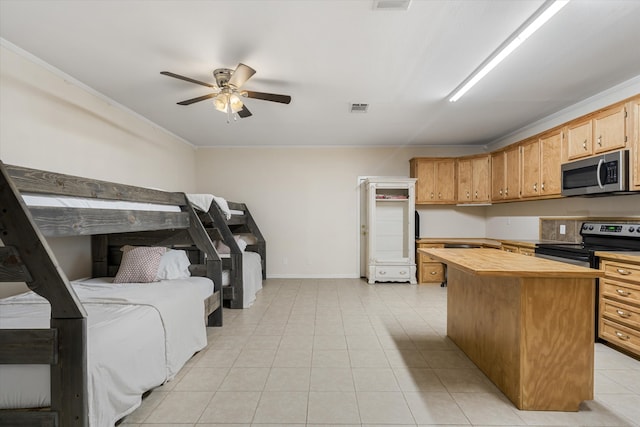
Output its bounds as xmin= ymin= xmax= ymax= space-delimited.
xmin=419 ymin=248 xmax=602 ymax=411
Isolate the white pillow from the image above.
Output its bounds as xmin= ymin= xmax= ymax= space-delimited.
xmin=114 ymin=246 xmax=166 ymax=283
xmin=156 ymin=249 xmax=191 ymax=280
xmin=234 ymin=235 xmax=248 ymax=252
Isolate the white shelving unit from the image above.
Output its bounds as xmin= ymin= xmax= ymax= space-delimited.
xmin=364 ymin=177 xmax=417 ymax=284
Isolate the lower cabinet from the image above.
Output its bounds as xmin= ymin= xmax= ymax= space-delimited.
xmin=598 ymin=256 xmax=640 ymax=357
xmin=417 ymin=243 xmax=445 ymax=284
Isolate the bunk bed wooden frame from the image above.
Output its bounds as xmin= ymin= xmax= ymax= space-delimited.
xmin=0 ymin=162 xmax=222 ymax=427
xmin=197 ymin=200 xmax=266 ymax=309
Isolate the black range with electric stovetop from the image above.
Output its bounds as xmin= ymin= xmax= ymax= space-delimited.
xmin=535 ymin=222 xmax=640 ymax=268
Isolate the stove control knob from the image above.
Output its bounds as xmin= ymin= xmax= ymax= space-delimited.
xmin=589 ymin=225 xmax=594 ymax=231
xmin=630 ymin=227 xmax=635 ymax=233
xmin=582 ymin=224 xmax=588 ymax=230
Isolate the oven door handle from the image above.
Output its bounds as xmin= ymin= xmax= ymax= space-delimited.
xmin=596 ymin=158 xmax=605 ymax=189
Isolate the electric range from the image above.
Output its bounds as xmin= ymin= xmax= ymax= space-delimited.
xmin=535 ymin=222 xmax=640 ymax=268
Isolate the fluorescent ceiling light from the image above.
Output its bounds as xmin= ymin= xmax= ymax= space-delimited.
xmin=448 ymin=0 xmax=570 ymax=102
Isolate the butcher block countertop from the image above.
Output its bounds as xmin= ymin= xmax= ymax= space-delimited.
xmin=594 ymin=251 xmax=640 ymax=263
xmin=419 ymin=248 xmax=602 ymax=278
xmin=415 ymin=238 xmax=502 ymax=248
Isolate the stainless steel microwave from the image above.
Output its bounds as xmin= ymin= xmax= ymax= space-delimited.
xmin=561 ymin=150 xmax=629 ymax=196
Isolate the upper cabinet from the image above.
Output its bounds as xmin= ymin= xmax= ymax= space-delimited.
xmin=408 ymin=94 xmax=639 ymax=206
xmin=566 ymin=119 xmax=593 ymax=161
xmin=593 ymin=103 xmax=627 ymax=154
xmin=410 ymin=158 xmax=457 ymax=204
xmin=521 ymin=128 xmax=563 ymax=199
xmin=491 ymin=145 xmax=520 ymax=201
xmin=566 ymin=102 xmax=627 ymax=161
xmin=457 ymin=154 xmax=491 ymax=203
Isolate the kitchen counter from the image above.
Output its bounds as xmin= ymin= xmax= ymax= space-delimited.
xmin=421 ymin=248 xmax=602 ymax=278
xmin=419 ymin=248 xmax=598 ymax=411
xmin=415 ymin=238 xmax=502 ymax=248
xmin=594 ymin=251 xmax=640 ymax=263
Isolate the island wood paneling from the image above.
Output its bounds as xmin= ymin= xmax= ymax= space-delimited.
xmin=423 ymin=248 xmax=597 ymax=411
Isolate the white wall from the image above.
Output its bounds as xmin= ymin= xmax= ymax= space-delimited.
xmin=0 ymin=43 xmax=198 ymax=296
xmin=195 ymin=145 xmax=480 ymax=278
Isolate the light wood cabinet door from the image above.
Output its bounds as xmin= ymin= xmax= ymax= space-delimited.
xmin=457 ymin=158 xmax=472 ymax=202
xmin=540 ymin=129 xmax=562 ymax=196
xmin=521 ymin=139 xmax=540 ymax=198
xmin=491 ymin=151 xmax=506 ymax=200
xmin=472 ymin=155 xmax=491 ymax=202
xmin=567 ymin=119 xmax=593 ymax=160
xmin=593 ymin=104 xmax=627 ymax=154
xmin=411 ymin=159 xmax=436 ymax=203
xmin=504 ymin=145 xmax=521 ymax=200
xmin=435 ymin=159 xmax=456 ymax=202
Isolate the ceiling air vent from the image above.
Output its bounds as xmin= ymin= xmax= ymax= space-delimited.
xmin=350 ymin=103 xmax=369 ymax=113
xmin=373 ymin=0 xmax=411 ymax=11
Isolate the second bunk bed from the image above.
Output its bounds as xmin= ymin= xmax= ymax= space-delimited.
xmin=187 ymin=194 xmax=266 ymax=309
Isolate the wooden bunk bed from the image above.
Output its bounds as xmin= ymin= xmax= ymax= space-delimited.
xmin=0 ymin=162 xmax=222 ymax=427
xmin=195 ymin=198 xmax=266 ymax=309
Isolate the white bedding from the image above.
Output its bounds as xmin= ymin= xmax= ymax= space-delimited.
xmin=0 ymin=276 xmax=213 ymax=426
xmin=22 ymin=193 xmax=181 ymax=212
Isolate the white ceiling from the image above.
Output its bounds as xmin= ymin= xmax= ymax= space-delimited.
xmin=1 ymin=0 xmax=640 ymax=148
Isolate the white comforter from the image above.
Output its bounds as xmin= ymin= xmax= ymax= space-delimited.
xmin=0 ymin=276 xmax=213 ymax=426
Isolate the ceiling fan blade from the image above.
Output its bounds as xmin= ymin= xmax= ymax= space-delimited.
xmin=177 ymin=93 xmax=217 ymax=105
xmin=161 ymin=71 xmax=215 ymax=88
xmin=228 ymin=63 xmax=256 ymax=89
xmin=237 ymin=105 xmax=252 ymax=118
xmin=244 ymin=91 xmax=292 ymax=104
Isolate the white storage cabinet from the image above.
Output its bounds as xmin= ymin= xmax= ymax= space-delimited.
xmin=365 ymin=177 xmax=417 ymax=284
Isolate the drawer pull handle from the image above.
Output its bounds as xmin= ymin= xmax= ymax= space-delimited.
xmin=430 ymin=271 xmax=437 ymax=275
xmin=615 ymin=331 xmax=630 ymax=341
xmin=616 ymin=268 xmax=632 ymax=275
xmin=616 ymin=289 xmax=631 ymax=296
xmin=400 ymin=271 xmax=406 ymax=275
xmin=379 ymin=271 xmax=386 ymax=275
xmin=616 ymin=309 xmax=631 ymax=318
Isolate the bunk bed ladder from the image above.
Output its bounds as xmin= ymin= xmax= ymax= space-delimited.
xmin=201 ymin=204 xmax=244 ymax=309
xmin=184 ymin=203 xmax=224 ymax=326
xmin=227 ymin=202 xmax=267 ymax=280
xmin=0 ymin=162 xmax=88 ymax=427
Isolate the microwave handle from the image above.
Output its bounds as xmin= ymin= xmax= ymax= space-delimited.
xmin=596 ymin=158 xmax=605 ymax=189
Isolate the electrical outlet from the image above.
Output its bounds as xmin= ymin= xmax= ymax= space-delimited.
xmin=559 ymin=224 xmax=566 ymax=235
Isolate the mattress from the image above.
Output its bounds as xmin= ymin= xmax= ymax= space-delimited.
xmin=22 ymin=193 xmax=181 ymax=212
xmin=0 ymin=276 xmax=213 ymax=426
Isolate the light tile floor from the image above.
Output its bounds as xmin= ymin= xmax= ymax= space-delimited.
xmin=121 ymin=278 xmax=640 ymax=426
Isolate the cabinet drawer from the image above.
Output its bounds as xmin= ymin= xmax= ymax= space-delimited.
xmin=418 ymin=244 xmax=444 ymax=262
xmin=601 ymin=279 xmax=640 ymax=305
xmin=602 ymin=261 xmax=640 ymax=283
xmin=420 ymin=262 xmax=444 ymax=283
xmin=502 ymin=244 xmax=518 ymax=253
xmin=519 ymin=248 xmax=535 ymax=257
xmin=375 ymin=265 xmax=412 ymax=281
xmin=601 ymin=299 xmax=640 ymax=330
xmin=600 ymin=319 xmax=640 ymax=355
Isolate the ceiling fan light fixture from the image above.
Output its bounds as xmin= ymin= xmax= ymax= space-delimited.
xmin=229 ymin=93 xmax=244 ymax=113
xmin=213 ymin=93 xmax=229 ymax=112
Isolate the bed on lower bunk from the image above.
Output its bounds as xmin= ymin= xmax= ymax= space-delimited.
xmin=0 ymin=162 xmax=223 ymax=427
xmin=187 ymin=194 xmax=266 ymax=308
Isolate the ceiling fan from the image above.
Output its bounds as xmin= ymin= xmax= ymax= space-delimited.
xmin=160 ymin=63 xmax=291 ymax=121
